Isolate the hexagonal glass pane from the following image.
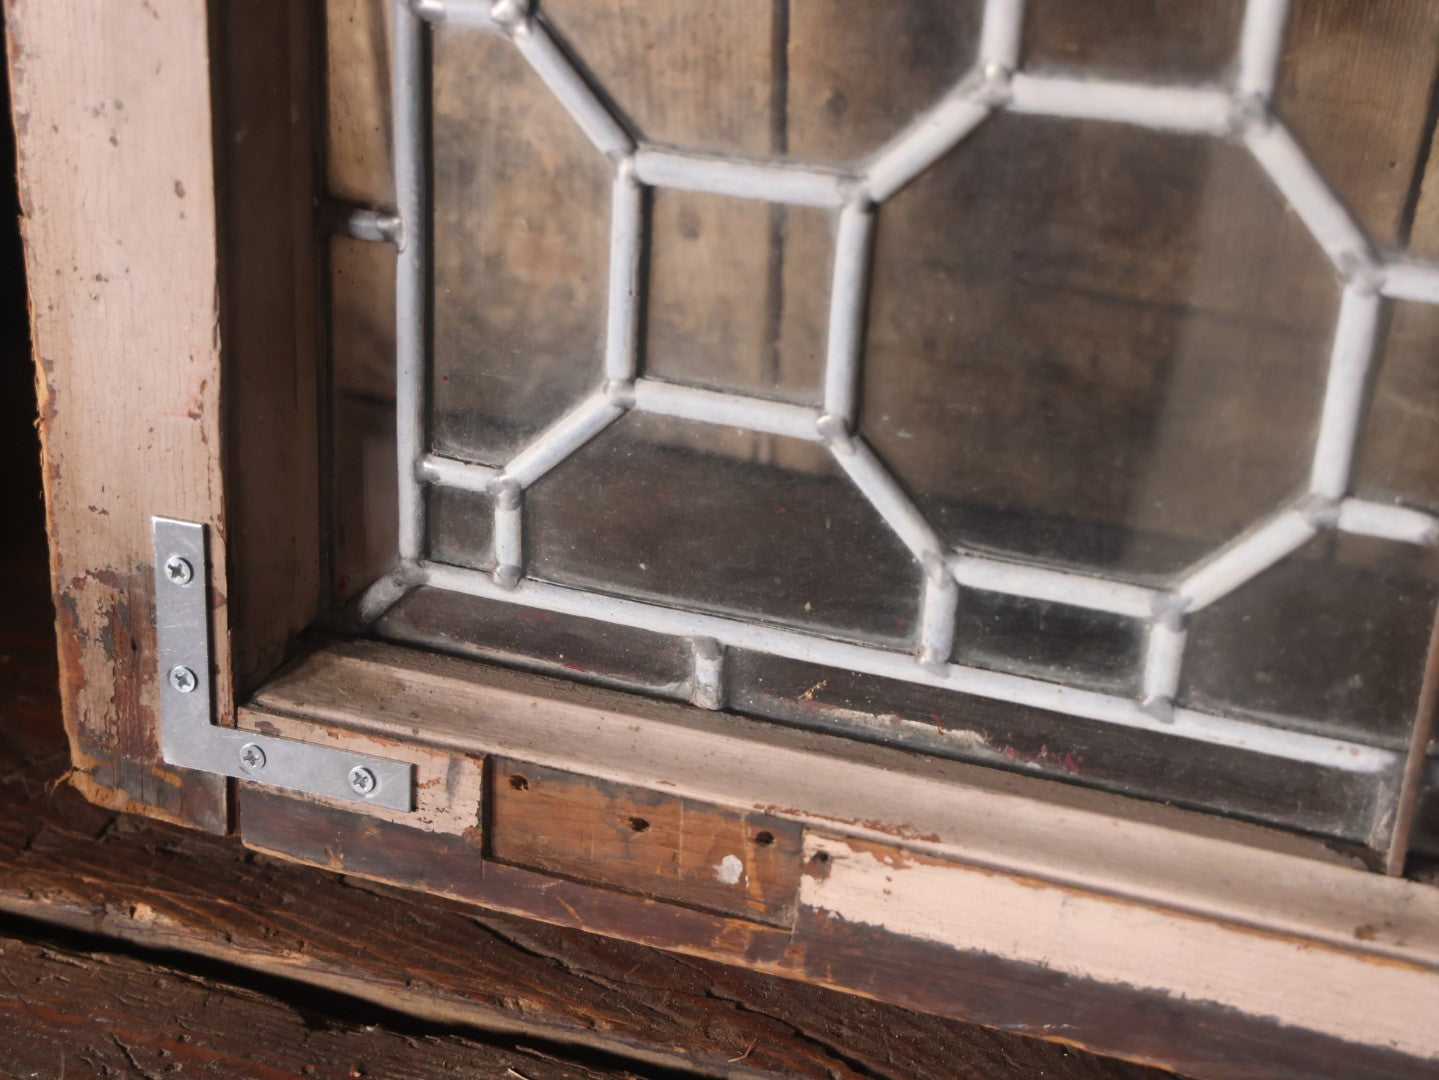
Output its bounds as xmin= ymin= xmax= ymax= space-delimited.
xmin=645 ymin=190 xmax=830 ymax=404
xmin=862 ymin=114 xmax=1339 ymax=583
xmin=430 ymin=25 xmax=611 ymax=466
xmin=540 ymin=0 xmax=981 ymax=164
xmin=1021 ymin=0 xmax=1245 ymax=83
xmin=527 ymin=413 xmax=921 ymax=645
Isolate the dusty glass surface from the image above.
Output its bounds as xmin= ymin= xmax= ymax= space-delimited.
xmin=863 ymin=115 xmax=1337 ymax=582
xmin=527 ymin=413 xmax=920 ymax=646
xmin=952 ymin=593 xmax=1142 ymax=696
xmin=726 ymin=650 xmax=1381 ymax=843
xmin=540 ymin=0 xmax=982 ymax=164
xmin=327 ymin=3 xmax=1439 ymax=853
xmin=1276 ymin=1 xmax=1439 ymax=251
xmin=1181 ymin=535 xmax=1439 ymax=745
xmin=1354 ymin=301 xmax=1439 ymax=513
xmin=1021 ymin=0 xmax=1244 ymax=83
xmin=430 ymin=25 xmax=611 ymax=466
xmin=427 ymin=486 xmax=494 ymax=573
xmin=326 ymin=0 xmax=394 ymax=207
xmin=646 ymin=190 xmax=830 ymax=404
xmin=379 ymin=586 xmax=694 ymax=699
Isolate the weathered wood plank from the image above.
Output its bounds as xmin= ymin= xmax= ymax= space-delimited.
xmin=8 ymin=0 xmax=228 ymax=829
xmin=0 ymin=740 xmax=1163 ymax=1079
xmin=0 ymin=925 xmax=627 ymax=1079
xmin=212 ymin=0 xmax=324 ymax=697
xmin=490 ymin=757 xmax=802 ymax=926
xmin=240 ymin=789 xmax=1439 ymax=1080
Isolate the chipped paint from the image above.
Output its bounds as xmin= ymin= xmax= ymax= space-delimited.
xmin=715 ymin=854 xmax=744 ymax=886
xmin=800 ymin=836 xmax=1439 ymax=1061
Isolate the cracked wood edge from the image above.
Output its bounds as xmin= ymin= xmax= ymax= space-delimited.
xmin=7 ymin=0 xmax=228 ymax=829
xmin=0 ymin=925 xmax=629 ymax=1079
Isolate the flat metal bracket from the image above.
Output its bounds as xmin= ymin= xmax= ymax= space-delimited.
xmin=153 ymin=517 xmax=415 ymax=812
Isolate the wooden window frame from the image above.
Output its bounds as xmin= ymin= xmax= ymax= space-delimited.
xmin=12 ymin=2 xmax=1439 ymax=1077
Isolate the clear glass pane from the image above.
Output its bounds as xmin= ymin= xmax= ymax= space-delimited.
xmin=1181 ymin=535 xmax=1439 ymax=745
xmin=326 ymin=0 xmax=394 ymax=206
xmin=331 ymin=236 xmax=397 ymax=603
xmin=430 ymin=25 xmax=611 ymax=466
xmin=541 ymin=0 xmax=981 ymax=164
xmin=645 ymin=190 xmax=830 ymax=404
xmin=378 ymin=586 xmax=694 ymax=699
xmin=427 ymin=486 xmax=494 ymax=573
xmin=952 ymin=593 xmax=1143 ymax=696
xmin=325 ymin=4 xmax=1439 ymax=859
xmin=1277 ymin=1 xmax=1439 ymax=251
xmin=726 ymin=650 xmax=1382 ymax=842
xmin=1355 ymin=301 xmax=1439 ymax=513
xmin=527 ymin=412 xmax=920 ymax=646
xmin=1021 ymin=0 xmax=1244 ymax=83
xmin=863 ymin=115 xmax=1338 ymax=582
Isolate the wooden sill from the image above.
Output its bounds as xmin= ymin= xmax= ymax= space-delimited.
xmin=235 ymin=637 xmax=1439 ymax=1077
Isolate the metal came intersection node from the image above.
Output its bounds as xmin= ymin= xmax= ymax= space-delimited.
xmin=366 ymin=0 xmax=1439 ymax=774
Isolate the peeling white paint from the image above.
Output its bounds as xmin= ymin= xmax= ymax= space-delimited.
xmin=801 ymin=836 xmax=1439 ymax=1061
xmin=715 ymin=854 xmax=744 ymax=885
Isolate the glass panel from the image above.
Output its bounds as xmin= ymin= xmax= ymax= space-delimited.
xmin=527 ymin=413 xmax=920 ymax=646
xmin=1354 ymin=301 xmax=1439 ymax=513
xmin=331 ymin=236 xmax=397 ymax=603
xmin=645 ymin=190 xmax=830 ymax=404
xmin=427 ymin=486 xmax=494 ymax=573
xmin=1277 ymin=1 xmax=1439 ymax=252
xmin=326 ymin=0 xmax=394 ymax=206
xmin=1021 ymin=0 xmax=1244 ymax=83
xmin=326 ymin=6 xmax=1439 ymax=858
xmin=541 ymin=0 xmax=982 ymax=164
xmin=1181 ymin=535 xmax=1439 ymax=745
xmin=727 ymin=650 xmax=1381 ymax=842
xmin=952 ymin=593 xmax=1143 ymax=696
xmin=863 ymin=115 xmax=1338 ymax=582
xmin=378 ymin=586 xmax=694 ymax=699
xmin=430 ymin=25 xmax=611 ymax=466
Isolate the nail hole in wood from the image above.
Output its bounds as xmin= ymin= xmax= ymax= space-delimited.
xmin=509 ymin=774 xmax=529 ymax=791
xmin=754 ymin=830 xmax=775 ymax=846
xmin=629 ymin=816 xmax=650 ymax=833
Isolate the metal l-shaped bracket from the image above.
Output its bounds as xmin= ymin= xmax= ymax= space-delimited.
xmin=153 ymin=517 xmax=414 ymax=812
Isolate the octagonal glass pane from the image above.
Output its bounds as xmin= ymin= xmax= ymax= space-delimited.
xmin=863 ymin=115 xmax=1339 ymax=583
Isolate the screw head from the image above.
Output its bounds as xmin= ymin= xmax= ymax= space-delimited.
xmin=168 ymin=665 xmax=198 ymax=694
xmin=348 ymin=765 xmax=378 ymax=797
xmin=238 ymin=743 xmax=267 ymax=772
xmin=163 ymin=555 xmax=194 ymax=586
